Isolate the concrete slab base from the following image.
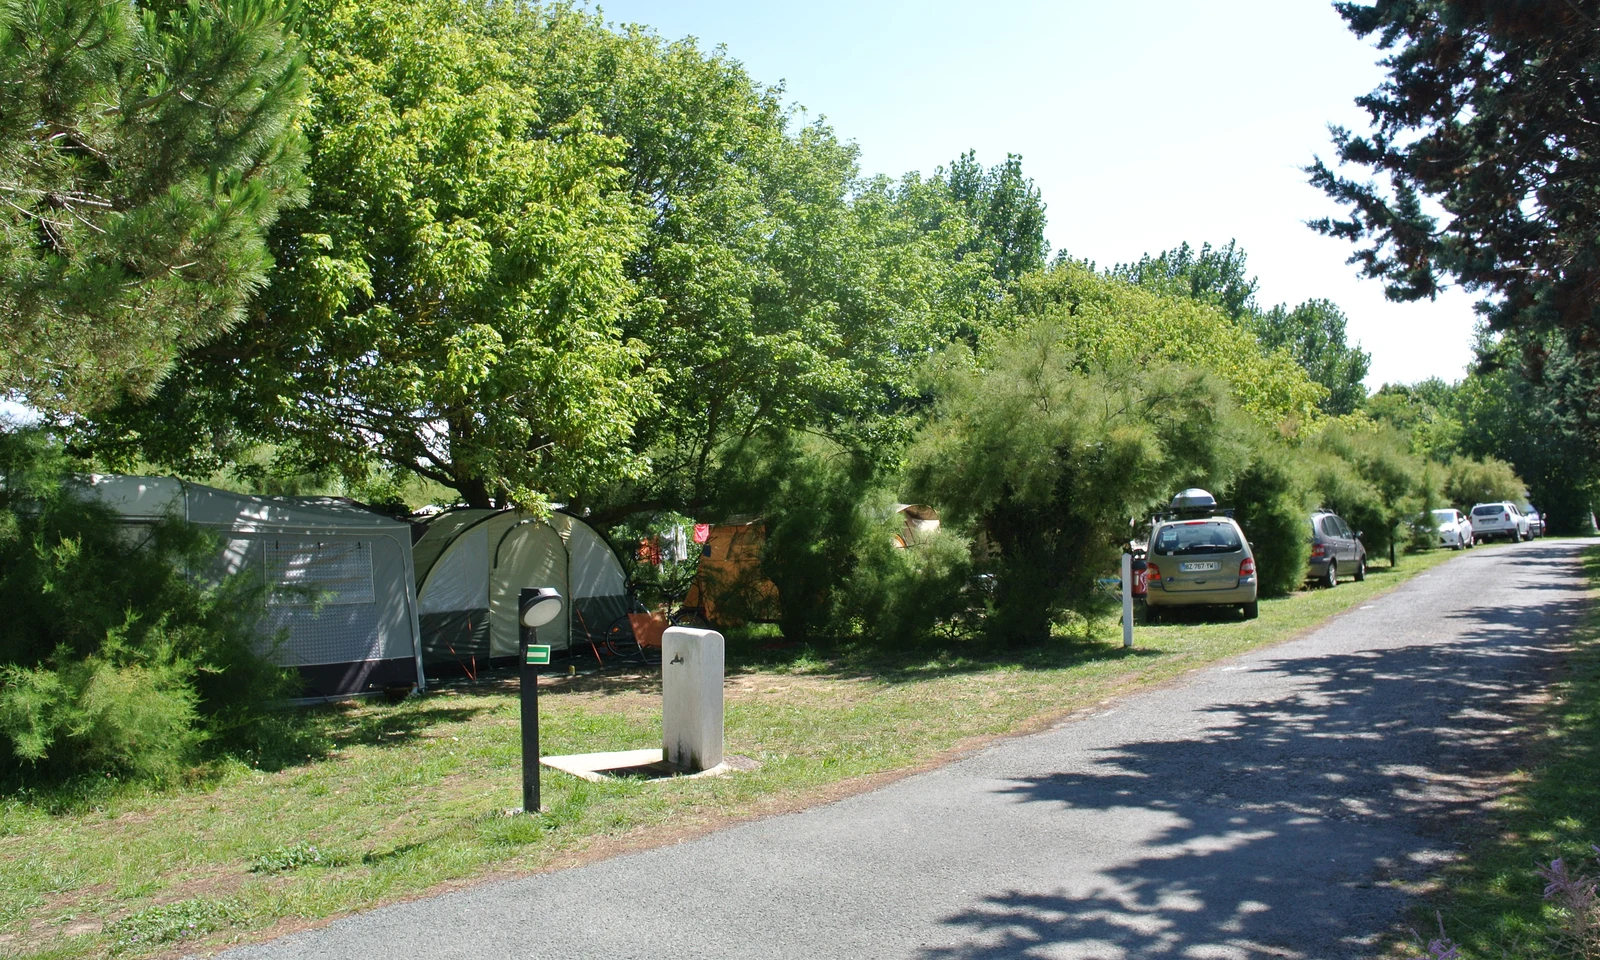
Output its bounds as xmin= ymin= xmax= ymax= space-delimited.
xmin=540 ymin=748 xmax=758 ymax=783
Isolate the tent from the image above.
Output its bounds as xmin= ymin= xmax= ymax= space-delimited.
xmin=412 ymin=509 xmax=630 ymax=672
xmin=85 ymin=476 xmax=426 ymax=699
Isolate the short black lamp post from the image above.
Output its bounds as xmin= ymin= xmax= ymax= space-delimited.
xmin=518 ymin=586 xmax=563 ymax=813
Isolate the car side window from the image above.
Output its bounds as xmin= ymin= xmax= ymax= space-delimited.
xmin=1334 ymin=516 xmax=1352 ymax=538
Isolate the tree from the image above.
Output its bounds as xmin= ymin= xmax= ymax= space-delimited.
xmin=1309 ymin=1 xmax=1600 ymax=376
xmin=77 ymin=0 xmax=651 ymax=508
xmin=1364 ymin=379 xmax=1464 ymax=459
xmin=79 ymin=3 xmax=979 ymax=515
xmin=1252 ymin=299 xmax=1371 ymax=416
xmin=1110 ymin=240 xmax=1258 ymax=321
xmin=943 ymin=151 xmax=1049 ymax=289
xmin=1003 ymin=261 xmax=1327 ymax=431
xmin=1453 ymin=330 xmax=1598 ymax=532
xmin=0 ymin=0 xmax=308 ymax=415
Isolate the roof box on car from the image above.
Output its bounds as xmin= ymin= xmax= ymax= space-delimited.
xmin=1170 ymin=488 xmax=1218 ymax=512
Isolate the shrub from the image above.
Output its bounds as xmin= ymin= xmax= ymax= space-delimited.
xmin=907 ymin=325 xmax=1253 ymax=643
xmin=713 ymin=432 xmax=882 ymax=641
xmin=1223 ymin=443 xmax=1313 ymax=597
xmin=837 ymin=499 xmax=974 ymax=646
xmin=0 ymin=432 xmax=292 ymax=786
xmin=1444 ymin=456 xmax=1526 ymax=510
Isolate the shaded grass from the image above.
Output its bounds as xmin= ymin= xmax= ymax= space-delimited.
xmin=1400 ymin=544 xmax=1600 ymax=958
xmin=0 ymin=549 xmax=1461 ymax=959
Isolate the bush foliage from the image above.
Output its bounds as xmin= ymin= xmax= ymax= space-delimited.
xmin=0 ymin=434 xmax=291 ymax=785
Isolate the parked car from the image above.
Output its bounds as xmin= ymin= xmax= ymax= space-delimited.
xmin=1431 ymin=508 xmax=1474 ymax=550
xmin=1307 ymin=511 xmax=1367 ymax=587
xmin=1521 ymin=505 xmax=1544 ymax=538
xmin=1145 ymin=490 xmax=1258 ymax=621
xmin=1469 ymin=501 xmax=1530 ymax=542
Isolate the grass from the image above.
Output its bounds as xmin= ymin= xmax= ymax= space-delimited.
xmin=1397 ymin=543 xmax=1600 ymax=959
xmin=0 ymin=549 xmax=1463 ymax=959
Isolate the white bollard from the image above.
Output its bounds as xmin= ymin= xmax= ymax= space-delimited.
xmin=661 ymin=626 xmax=724 ymax=772
xmin=1121 ymin=552 xmax=1134 ymax=649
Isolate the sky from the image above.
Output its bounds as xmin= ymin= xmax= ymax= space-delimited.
xmin=589 ymin=0 xmax=1482 ymax=388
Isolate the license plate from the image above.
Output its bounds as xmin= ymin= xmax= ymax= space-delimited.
xmin=1179 ymin=561 xmax=1220 ymax=572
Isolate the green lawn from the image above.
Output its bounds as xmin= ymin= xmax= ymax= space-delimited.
xmin=0 ymin=549 xmax=1463 ymax=960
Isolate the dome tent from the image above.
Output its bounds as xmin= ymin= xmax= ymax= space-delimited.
xmin=83 ymin=476 xmax=426 ymax=699
xmin=412 ymin=508 xmax=630 ymax=672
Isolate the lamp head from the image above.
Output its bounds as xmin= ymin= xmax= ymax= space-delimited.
xmin=519 ymin=587 xmax=563 ymax=628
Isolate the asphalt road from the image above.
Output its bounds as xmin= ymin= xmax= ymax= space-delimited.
xmin=221 ymin=539 xmax=1591 ymax=960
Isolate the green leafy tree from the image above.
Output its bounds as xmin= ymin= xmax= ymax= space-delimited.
xmin=1453 ymin=331 xmax=1598 ymax=532
xmin=1309 ymin=1 xmax=1600 ymax=390
xmin=0 ymin=0 xmax=308 ymax=414
xmin=1111 ymin=240 xmax=1258 ymax=321
xmin=1113 ymin=243 xmax=1370 ymax=415
xmin=1364 ymin=379 xmax=1464 ymax=459
xmin=1251 ymin=299 xmax=1371 ymax=416
xmin=81 ymin=3 xmax=979 ymax=515
xmin=1306 ymin=422 xmax=1434 ymax=563
xmin=1222 ymin=443 xmax=1315 ymax=597
xmin=943 ymin=151 xmax=1048 ymax=289
xmin=1003 ymin=261 xmax=1327 ymax=430
xmin=77 ymin=0 xmax=650 ymax=509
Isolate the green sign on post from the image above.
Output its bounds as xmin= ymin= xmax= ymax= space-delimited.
xmin=525 ymin=644 xmax=551 ymax=666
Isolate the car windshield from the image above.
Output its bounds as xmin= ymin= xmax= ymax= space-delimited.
xmin=1432 ymin=510 xmax=1455 ymax=522
xmin=1472 ymin=505 xmax=1501 ymax=516
xmin=1154 ymin=521 xmax=1242 ymax=556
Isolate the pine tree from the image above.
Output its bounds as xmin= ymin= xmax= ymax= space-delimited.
xmin=0 ymin=0 xmax=307 ymax=415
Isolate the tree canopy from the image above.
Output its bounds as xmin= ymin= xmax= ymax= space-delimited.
xmin=1309 ymin=1 xmax=1600 ymax=360
xmin=0 ymin=0 xmax=308 ymax=415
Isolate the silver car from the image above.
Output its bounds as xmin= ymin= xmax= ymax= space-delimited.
xmin=1145 ymin=515 xmax=1258 ymax=620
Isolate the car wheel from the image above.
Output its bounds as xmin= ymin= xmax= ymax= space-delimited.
xmin=1466 ymin=536 xmax=1474 ymax=549
xmin=1323 ymin=560 xmax=1337 ymax=589
xmin=1242 ymin=601 xmax=1259 ymax=620
xmin=1354 ymin=557 xmax=1366 ymax=582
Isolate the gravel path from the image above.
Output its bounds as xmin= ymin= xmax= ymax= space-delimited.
xmin=220 ymin=539 xmax=1590 ymax=960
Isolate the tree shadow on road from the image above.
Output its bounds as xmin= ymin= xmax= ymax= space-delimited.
xmin=916 ymin=564 xmax=1586 ymax=960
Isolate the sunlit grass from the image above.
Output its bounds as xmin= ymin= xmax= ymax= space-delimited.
xmin=0 ymin=549 xmax=1461 ymax=959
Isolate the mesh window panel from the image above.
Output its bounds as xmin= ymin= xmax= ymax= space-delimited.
xmin=265 ymin=540 xmax=376 ymax=606
xmin=259 ymin=604 xmax=384 ymax=666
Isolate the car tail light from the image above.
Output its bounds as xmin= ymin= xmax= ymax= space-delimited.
xmin=1239 ymin=558 xmax=1255 ymax=577
xmin=1503 ymin=512 xmax=1511 ymax=522
xmin=1147 ymin=562 xmax=1161 ymax=581
xmin=1310 ymin=543 xmax=1326 ymax=558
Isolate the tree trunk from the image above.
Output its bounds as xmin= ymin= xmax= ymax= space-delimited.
xmin=456 ymin=475 xmax=493 ymax=510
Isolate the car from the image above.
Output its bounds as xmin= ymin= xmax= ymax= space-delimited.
xmin=1307 ymin=511 xmax=1367 ymax=587
xmin=1144 ymin=489 xmax=1258 ymax=621
xmin=1521 ymin=505 xmax=1544 ymax=538
xmin=1431 ymin=508 xmax=1474 ymax=550
xmin=1469 ymin=501 xmax=1530 ymax=542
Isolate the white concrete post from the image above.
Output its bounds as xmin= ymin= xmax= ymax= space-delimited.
xmin=1121 ymin=551 xmax=1134 ymax=649
xmin=662 ymin=626 xmax=724 ymax=772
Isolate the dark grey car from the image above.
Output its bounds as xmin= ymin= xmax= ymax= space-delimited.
xmin=1307 ymin=511 xmax=1367 ymax=587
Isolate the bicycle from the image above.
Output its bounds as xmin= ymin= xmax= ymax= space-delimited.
xmin=599 ymin=592 xmax=713 ymax=666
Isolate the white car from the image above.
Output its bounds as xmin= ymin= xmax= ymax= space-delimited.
xmin=1432 ymin=508 xmax=1474 ymax=549
xmin=1470 ymin=501 xmax=1530 ymax=542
